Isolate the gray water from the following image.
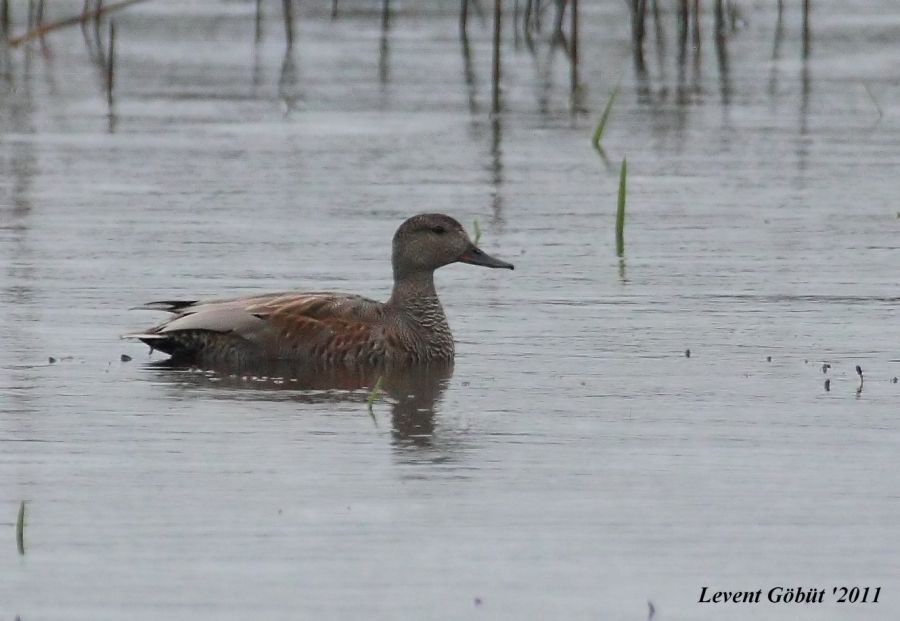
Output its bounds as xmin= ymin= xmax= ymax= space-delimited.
xmin=1 ymin=1 xmax=899 ymax=619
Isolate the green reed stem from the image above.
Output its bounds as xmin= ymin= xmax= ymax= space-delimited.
xmin=592 ymin=82 xmax=620 ymax=152
xmin=16 ymin=501 xmax=25 ymax=555
xmin=616 ymin=157 xmax=627 ymax=257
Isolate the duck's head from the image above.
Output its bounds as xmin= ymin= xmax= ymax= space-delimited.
xmin=392 ymin=213 xmax=515 ymax=278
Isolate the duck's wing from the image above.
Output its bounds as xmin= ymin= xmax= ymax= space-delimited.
xmin=125 ymin=292 xmax=387 ymax=362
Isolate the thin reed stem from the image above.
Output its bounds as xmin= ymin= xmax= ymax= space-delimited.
xmin=282 ymin=0 xmax=294 ymax=49
xmin=492 ymin=0 xmax=502 ymax=114
xmin=616 ymin=157 xmax=627 ymax=257
xmin=460 ymin=0 xmax=469 ymax=36
xmin=569 ymin=0 xmax=578 ymax=97
xmin=106 ymin=19 xmax=115 ymax=107
xmin=802 ymin=0 xmax=811 ymax=58
xmin=16 ymin=501 xmax=25 ymax=555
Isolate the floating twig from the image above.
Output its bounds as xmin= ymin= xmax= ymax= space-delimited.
xmin=856 ymin=365 xmax=863 ymax=396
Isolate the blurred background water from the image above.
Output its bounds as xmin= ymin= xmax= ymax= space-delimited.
xmin=1 ymin=1 xmax=899 ymax=619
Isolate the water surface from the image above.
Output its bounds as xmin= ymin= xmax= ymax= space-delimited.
xmin=1 ymin=1 xmax=899 ymax=619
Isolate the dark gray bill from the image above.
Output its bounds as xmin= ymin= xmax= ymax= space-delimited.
xmin=458 ymin=245 xmax=515 ymax=270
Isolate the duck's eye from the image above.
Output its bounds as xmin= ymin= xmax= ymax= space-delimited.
xmin=431 ymin=226 xmax=446 ymax=235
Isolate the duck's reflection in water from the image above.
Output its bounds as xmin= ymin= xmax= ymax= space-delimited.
xmin=147 ymin=360 xmax=455 ymax=453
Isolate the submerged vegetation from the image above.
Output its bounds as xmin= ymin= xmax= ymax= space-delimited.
xmin=366 ymin=376 xmax=384 ymax=421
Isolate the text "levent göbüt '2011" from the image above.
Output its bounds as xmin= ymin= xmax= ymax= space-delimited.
xmin=699 ymin=587 xmax=824 ymax=604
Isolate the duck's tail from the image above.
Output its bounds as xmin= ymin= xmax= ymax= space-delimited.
xmin=120 ymin=332 xmax=180 ymax=356
xmin=129 ymin=300 xmax=197 ymax=313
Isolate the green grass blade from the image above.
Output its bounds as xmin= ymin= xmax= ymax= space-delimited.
xmin=616 ymin=157 xmax=627 ymax=257
xmin=16 ymin=501 xmax=25 ymax=555
xmin=473 ymin=219 xmax=482 ymax=246
xmin=592 ymin=83 xmax=620 ymax=151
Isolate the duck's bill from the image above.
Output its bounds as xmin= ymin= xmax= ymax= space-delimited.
xmin=458 ymin=245 xmax=515 ymax=270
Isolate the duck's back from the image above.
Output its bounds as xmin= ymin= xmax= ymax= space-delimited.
xmin=129 ymin=291 xmax=392 ymax=366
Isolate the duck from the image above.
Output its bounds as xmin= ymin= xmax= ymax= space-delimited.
xmin=124 ymin=213 xmax=514 ymax=366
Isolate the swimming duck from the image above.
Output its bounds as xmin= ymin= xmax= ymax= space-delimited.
xmin=125 ymin=214 xmax=514 ymax=366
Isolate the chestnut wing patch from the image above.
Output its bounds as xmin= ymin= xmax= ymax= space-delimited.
xmin=249 ymin=294 xmax=383 ymax=358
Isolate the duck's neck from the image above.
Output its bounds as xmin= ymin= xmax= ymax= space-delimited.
xmin=389 ymin=270 xmax=442 ymax=318
xmin=387 ymin=270 xmax=454 ymax=358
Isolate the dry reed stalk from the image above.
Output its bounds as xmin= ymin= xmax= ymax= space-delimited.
xmin=802 ymin=0 xmax=811 ymax=57
xmin=282 ymin=0 xmax=294 ymax=49
xmin=8 ymin=0 xmax=144 ymax=48
xmin=491 ymin=0 xmax=502 ymax=114
xmin=569 ymin=0 xmax=578 ymax=96
xmin=460 ymin=0 xmax=469 ymax=36
xmin=0 ymin=0 xmax=9 ymax=40
xmin=106 ymin=19 xmax=115 ymax=106
xmin=255 ymin=0 xmax=262 ymax=41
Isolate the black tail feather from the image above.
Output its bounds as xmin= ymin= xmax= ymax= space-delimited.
xmin=130 ymin=300 xmax=198 ymax=313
